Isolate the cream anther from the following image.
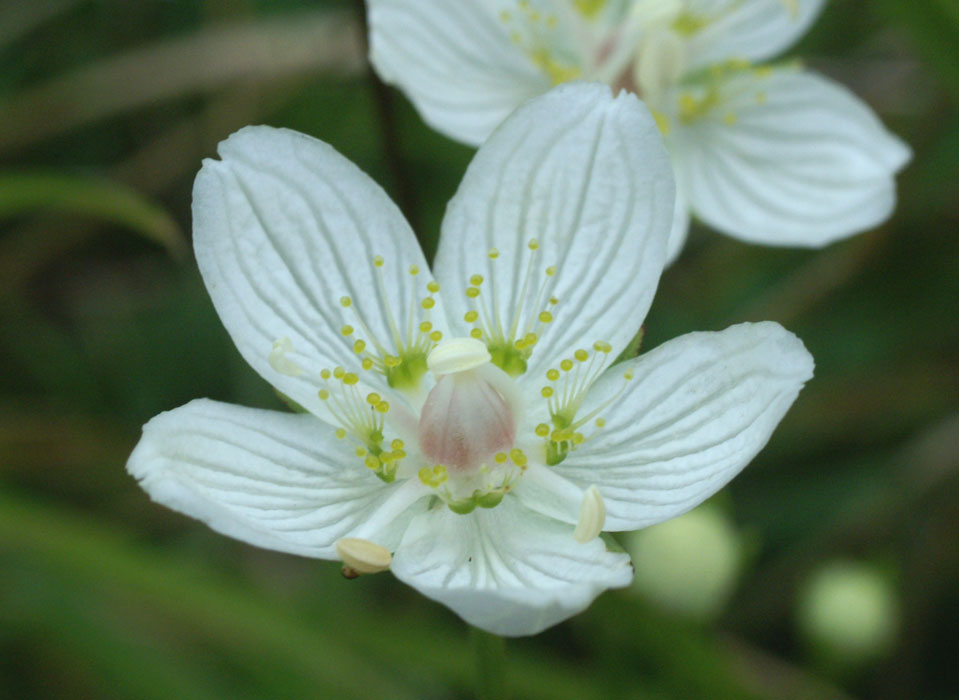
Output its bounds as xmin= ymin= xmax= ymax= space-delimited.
xmin=635 ymin=29 xmax=687 ymax=100
xmin=335 ymin=537 xmax=392 ymax=575
xmin=573 ymin=485 xmax=606 ymax=543
xmin=427 ymin=337 xmax=491 ymax=375
xmin=268 ymin=337 xmax=303 ymax=377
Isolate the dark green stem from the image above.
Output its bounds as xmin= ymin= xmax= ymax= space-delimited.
xmin=470 ymin=626 xmax=508 ymax=700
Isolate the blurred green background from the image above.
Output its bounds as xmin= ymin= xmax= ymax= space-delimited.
xmin=1 ymin=1 xmax=957 ymax=698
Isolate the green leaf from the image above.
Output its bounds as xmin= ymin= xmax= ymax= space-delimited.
xmin=0 ymin=172 xmax=186 ymax=257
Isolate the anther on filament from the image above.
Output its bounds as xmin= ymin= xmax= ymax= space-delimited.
xmin=461 ymin=238 xmax=559 ymax=377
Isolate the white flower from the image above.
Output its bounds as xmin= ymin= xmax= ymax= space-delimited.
xmin=127 ymin=83 xmax=813 ymax=636
xmin=368 ymin=0 xmax=912 ymax=260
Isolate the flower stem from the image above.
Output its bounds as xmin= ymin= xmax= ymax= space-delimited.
xmin=470 ymin=626 xmax=508 ymax=700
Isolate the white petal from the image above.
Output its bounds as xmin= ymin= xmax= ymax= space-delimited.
xmin=683 ymin=0 xmax=826 ymax=70
xmin=193 ymin=126 xmax=443 ymax=416
xmin=127 ymin=399 xmax=426 ymax=557
xmin=391 ymin=497 xmax=632 ymax=636
xmin=671 ymin=69 xmax=912 ymax=247
xmin=367 ymin=0 xmax=551 ymax=146
xmin=554 ymin=322 xmax=813 ymax=531
xmin=664 ymin=176 xmax=691 ymax=264
xmin=434 ymin=83 xmax=674 ymax=388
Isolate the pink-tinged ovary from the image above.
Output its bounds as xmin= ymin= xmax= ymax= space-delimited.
xmin=418 ymin=371 xmax=516 ymax=472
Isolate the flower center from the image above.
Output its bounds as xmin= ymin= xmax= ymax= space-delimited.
xmin=418 ymin=338 xmax=517 ymax=472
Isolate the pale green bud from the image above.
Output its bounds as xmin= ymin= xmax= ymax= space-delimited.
xmin=625 ymin=505 xmax=741 ymax=619
xmin=797 ymin=560 xmax=898 ymax=664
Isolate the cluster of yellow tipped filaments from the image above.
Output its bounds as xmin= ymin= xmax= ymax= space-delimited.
xmin=316 ymin=367 xmax=404 ymax=482
xmin=500 ymin=2 xmax=581 ymax=85
xmin=536 ymin=342 xmax=635 ymax=465
xmin=337 ymin=256 xmax=444 ymax=391
xmin=417 ymin=447 xmax=530 ymax=514
xmin=461 ymin=239 xmax=559 ymax=376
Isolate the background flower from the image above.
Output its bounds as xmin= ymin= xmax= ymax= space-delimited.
xmin=368 ymin=0 xmax=912 ymax=258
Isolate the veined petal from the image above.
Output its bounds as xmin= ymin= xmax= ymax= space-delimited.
xmin=665 ymin=175 xmax=691 ymax=264
xmin=368 ymin=0 xmax=551 ymax=146
xmin=391 ymin=498 xmax=632 ymax=636
xmin=671 ymin=68 xmax=912 ymax=247
xmin=193 ymin=126 xmax=444 ymax=418
xmin=127 ymin=399 xmax=426 ymax=557
xmin=434 ymin=82 xmax=674 ymax=388
xmin=554 ymin=322 xmax=813 ymax=531
xmin=683 ymin=0 xmax=826 ymax=70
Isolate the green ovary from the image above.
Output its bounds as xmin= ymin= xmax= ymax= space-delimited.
xmin=386 ymin=351 xmax=428 ymax=390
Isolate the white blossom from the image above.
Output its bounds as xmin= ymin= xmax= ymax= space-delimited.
xmin=127 ymin=84 xmax=813 ymax=636
xmin=368 ymin=0 xmax=912 ymax=260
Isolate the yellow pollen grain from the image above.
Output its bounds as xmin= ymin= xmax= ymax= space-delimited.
xmin=494 ymin=452 xmax=508 ymax=464
xmin=353 ymin=340 xmax=366 ymax=354
xmin=549 ymin=296 xmax=559 ymax=306
xmin=464 ymin=310 xmax=479 ymax=323
xmin=375 ymin=401 xmax=390 ymax=413
xmin=524 ymin=332 xmax=537 ymax=346
xmin=574 ymin=349 xmax=588 ymax=362
xmin=340 ymin=325 xmax=354 ymax=336
xmin=391 ymin=438 xmax=404 ymax=450
xmin=624 ymin=369 xmax=635 ymax=380
xmin=365 ymin=455 xmax=380 ymax=470
xmin=334 ymin=366 xmax=346 ymax=379
xmin=427 ymin=281 xmax=440 ymax=293
xmin=335 ymin=428 xmax=346 ymax=439
xmin=594 ymin=340 xmax=612 ymax=354
xmin=488 ymin=248 xmax=499 ymax=259
xmin=572 ymin=433 xmax=585 ymax=445
xmin=429 ymin=330 xmax=443 ymax=342
xmin=366 ymin=392 xmax=381 ymax=405
xmin=320 ymin=369 xmax=332 ymax=380
xmin=409 ymin=264 xmax=419 ymax=275
xmin=465 ymin=287 xmax=480 ymax=298
xmin=339 ymin=296 xmax=352 ymax=308
xmin=528 ymin=238 xmax=539 ymax=251
xmin=546 ymin=369 xmax=559 ymax=381
xmin=560 ymin=359 xmax=574 ymax=372
xmin=509 ymin=448 xmax=528 ymax=467
xmin=535 ymin=423 xmax=550 ymax=437
xmin=343 ymin=372 xmax=359 ymax=386
xmin=355 ymin=447 xmax=366 ymax=457
xmin=469 ymin=274 xmax=484 ymax=286
xmin=470 ymin=328 xmax=483 ymax=339
xmin=362 ymin=358 xmax=374 ymax=370
xmin=595 ymin=418 xmax=606 ymax=428
xmin=421 ymin=297 xmax=436 ymax=309
xmin=318 ymin=389 xmax=330 ymax=400
xmin=541 ymin=387 xmax=554 ymax=398
xmin=419 ymin=321 xmax=433 ymax=332
xmin=539 ymin=311 xmax=553 ymax=323
xmin=545 ymin=265 xmax=556 ymax=277
xmin=373 ymin=255 xmax=384 ymax=267
xmin=385 ymin=355 xmax=401 ymax=368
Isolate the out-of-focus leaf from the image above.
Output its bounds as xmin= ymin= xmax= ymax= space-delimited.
xmin=0 ymin=11 xmax=363 ymax=152
xmin=0 ymin=491 xmax=422 ymax=700
xmin=0 ymin=172 xmax=185 ymax=257
xmin=0 ymin=0 xmax=85 ymax=50
xmin=875 ymin=0 xmax=959 ymax=104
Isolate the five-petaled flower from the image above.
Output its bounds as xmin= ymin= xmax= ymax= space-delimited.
xmin=127 ymin=84 xmax=813 ymax=636
xmin=368 ymin=0 xmax=911 ymax=261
